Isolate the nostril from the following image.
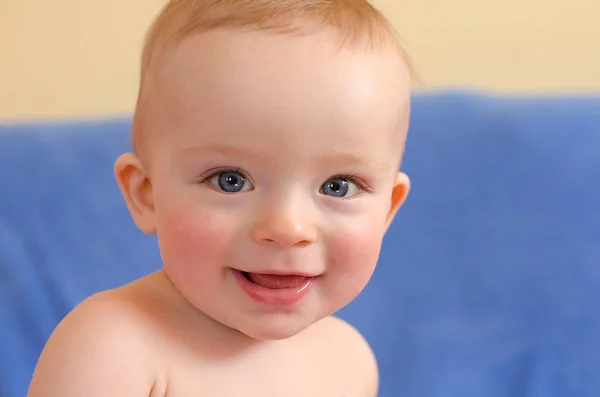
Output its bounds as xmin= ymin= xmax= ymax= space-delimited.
xmin=294 ymin=240 xmax=312 ymax=248
xmin=252 ymin=221 xmax=317 ymax=248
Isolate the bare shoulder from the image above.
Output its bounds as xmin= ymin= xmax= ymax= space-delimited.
xmin=305 ymin=316 xmax=379 ymax=396
xmin=27 ymin=283 xmax=163 ymax=397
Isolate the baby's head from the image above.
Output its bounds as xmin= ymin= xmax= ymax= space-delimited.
xmin=116 ymin=0 xmax=412 ymax=340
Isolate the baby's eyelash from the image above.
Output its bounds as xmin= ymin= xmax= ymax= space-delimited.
xmin=332 ymin=174 xmax=374 ymax=193
xmin=196 ymin=169 xmax=373 ymax=193
xmin=197 ymin=167 xmax=246 ymax=183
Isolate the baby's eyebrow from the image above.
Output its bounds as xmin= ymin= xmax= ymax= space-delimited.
xmin=180 ymin=144 xmax=271 ymax=161
xmin=179 ymin=144 xmax=389 ymax=170
xmin=315 ymin=152 xmax=390 ymax=171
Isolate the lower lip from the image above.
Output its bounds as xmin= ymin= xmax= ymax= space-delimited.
xmin=230 ymin=269 xmax=314 ymax=306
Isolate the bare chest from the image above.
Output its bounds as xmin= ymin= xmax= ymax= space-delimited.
xmin=162 ymin=375 xmax=353 ymax=397
xmin=154 ymin=354 xmax=361 ymax=397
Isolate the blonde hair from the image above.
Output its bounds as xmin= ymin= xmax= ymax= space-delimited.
xmin=132 ymin=0 xmax=410 ymax=154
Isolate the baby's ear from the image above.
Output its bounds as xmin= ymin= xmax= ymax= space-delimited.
xmin=114 ymin=152 xmax=157 ymax=234
xmin=385 ymin=172 xmax=410 ymax=231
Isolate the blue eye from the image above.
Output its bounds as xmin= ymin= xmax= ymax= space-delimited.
xmin=208 ymin=170 xmax=253 ymax=193
xmin=320 ymin=177 xmax=360 ymax=198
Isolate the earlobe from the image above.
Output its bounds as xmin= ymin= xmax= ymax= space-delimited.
xmin=114 ymin=152 xmax=157 ymax=234
xmin=385 ymin=172 xmax=411 ymax=231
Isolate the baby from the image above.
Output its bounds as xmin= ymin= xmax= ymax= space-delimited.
xmin=28 ymin=0 xmax=412 ymax=396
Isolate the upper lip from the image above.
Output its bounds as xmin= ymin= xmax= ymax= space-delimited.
xmin=233 ymin=268 xmax=320 ymax=278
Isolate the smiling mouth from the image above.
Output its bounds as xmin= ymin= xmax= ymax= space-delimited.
xmin=241 ymin=271 xmax=313 ymax=289
xmin=231 ymin=269 xmax=315 ymax=305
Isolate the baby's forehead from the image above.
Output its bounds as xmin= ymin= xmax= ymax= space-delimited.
xmin=155 ymin=28 xmax=409 ymax=109
xmin=143 ymin=29 xmax=410 ymax=163
xmin=131 ymin=1 xmax=413 ymax=158
xmin=162 ymin=27 xmax=407 ymax=72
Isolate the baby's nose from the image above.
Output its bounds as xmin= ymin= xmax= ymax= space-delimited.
xmin=251 ymin=206 xmax=317 ymax=248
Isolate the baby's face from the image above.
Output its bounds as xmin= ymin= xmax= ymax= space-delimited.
xmin=143 ymin=28 xmax=411 ymax=340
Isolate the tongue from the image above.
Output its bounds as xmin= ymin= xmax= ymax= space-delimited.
xmin=247 ymin=273 xmax=310 ymax=289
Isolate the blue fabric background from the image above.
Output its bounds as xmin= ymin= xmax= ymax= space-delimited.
xmin=1 ymin=92 xmax=599 ymax=397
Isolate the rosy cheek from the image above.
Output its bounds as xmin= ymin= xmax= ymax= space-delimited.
xmin=330 ymin=221 xmax=384 ymax=275
xmin=322 ymin=224 xmax=382 ymax=307
xmin=156 ymin=207 xmax=229 ymax=269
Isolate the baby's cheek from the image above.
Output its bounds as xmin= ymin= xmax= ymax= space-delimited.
xmin=322 ymin=223 xmax=384 ymax=311
xmin=157 ymin=208 xmax=229 ymax=267
xmin=331 ymin=222 xmax=384 ymax=276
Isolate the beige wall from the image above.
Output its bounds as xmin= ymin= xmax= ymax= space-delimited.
xmin=1 ymin=0 xmax=599 ymax=120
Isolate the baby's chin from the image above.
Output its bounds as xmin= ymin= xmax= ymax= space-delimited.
xmin=239 ymin=327 xmax=303 ymax=342
xmin=229 ymin=312 xmax=330 ymax=342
